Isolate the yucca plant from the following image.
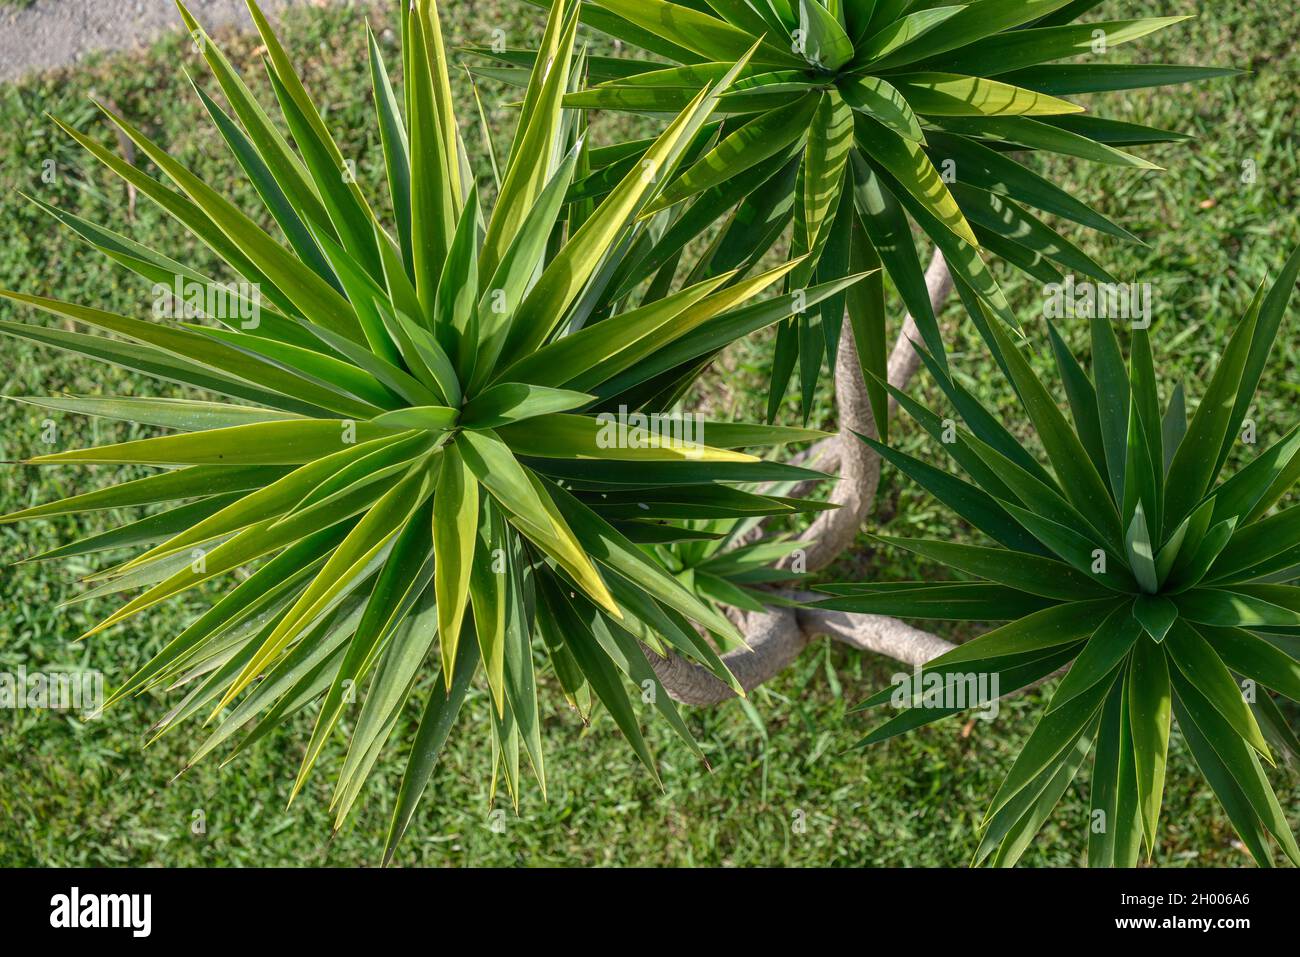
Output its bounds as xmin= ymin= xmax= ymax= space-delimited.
xmin=473 ymin=0 xmax=1234 ymax=422
xmin=815 ymin=245 xmax=1300 ymax=866
xmin=653 ymin=477 xmax=824 ymax=614
xmin=0 ymin=0 xmax=864 ymax=859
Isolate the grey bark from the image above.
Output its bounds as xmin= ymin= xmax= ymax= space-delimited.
xmin=652 ymin=250 xmax=959 ymax=706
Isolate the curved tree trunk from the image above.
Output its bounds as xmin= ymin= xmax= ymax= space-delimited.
xmin=652 ymin=250 xmax=958 ymax=705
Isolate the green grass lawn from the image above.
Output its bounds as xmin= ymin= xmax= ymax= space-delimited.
xmin=0 ymin=1 xmax=1296 ymax=867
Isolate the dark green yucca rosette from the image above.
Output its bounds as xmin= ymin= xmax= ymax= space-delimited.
xmin=476 ymin=0 xmax=1234 ymax=422
xmin=818 ymin=245 xmax=1300 ymax=866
